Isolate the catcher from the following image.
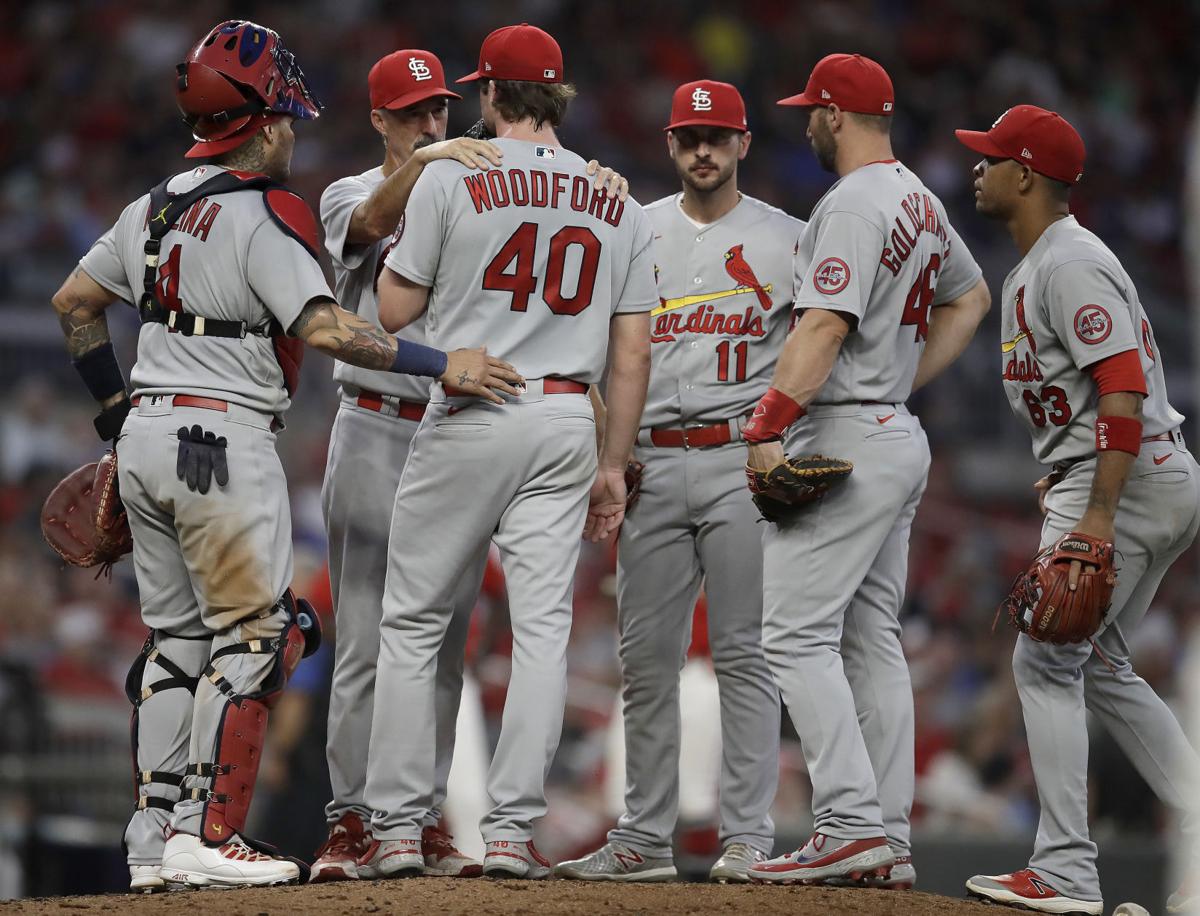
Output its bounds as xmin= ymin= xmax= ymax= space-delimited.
xmin=959 ymin=107 xmax=1200 ymax=915
xmin=45 ymin=20 xmax=519 ymax=893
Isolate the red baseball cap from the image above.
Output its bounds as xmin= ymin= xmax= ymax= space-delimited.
xmin=955 ymin=105 xmax=1086 ymax=184
xmin=665 ymin=80 xmax=747 ymax=132
xmin=778 ymin=53 xmax=895 ymax=116
xmin=457 ymin=23 xmax=563 ymax=84
xmin=369 ymin=50 xmax=461 ymax=110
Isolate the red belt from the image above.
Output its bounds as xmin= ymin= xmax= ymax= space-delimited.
xmin=131 ymin=395 xmax=229 ymax=412
xmin=355 ymin=390 xmax=427 ymax=421
xmin=649 ymin=421 xmax=736 ymax=449
xmin=444 ymin=376 xmax=587 ymax=397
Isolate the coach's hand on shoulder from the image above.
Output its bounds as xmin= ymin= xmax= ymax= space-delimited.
xmin=416 ymin=137 xmax=504 ymax=171
xmin=586 ymin=160 xmax=629 ymax=201
xmin=442 ymin=347 xmax=525 ymax=404
xmin=584 ymin=465 xmax=628 ymax=542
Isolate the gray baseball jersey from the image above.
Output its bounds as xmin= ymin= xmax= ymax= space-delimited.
xmin=795 ymin=160 xmax=982 ymax=403
xmin=603 ymin=194 xmax=801 ymax=859
xmin=385 ymin=138 xmax=658 ymax=382
xmin=999 ymin=215 xmax=1183 ymax=464
xmin=320 ymin=168 xmax=433 ymax=402
xmin=762 ymin=160 xmax=982 ymax=860
xmin=78 ymin=164 xmax=331 ymax=415
xmin=641 ymin=194 xmax=805 ymax=427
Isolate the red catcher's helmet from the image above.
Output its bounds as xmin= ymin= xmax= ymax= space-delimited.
xmin=176 ymin=20 xmax=321 ymax=159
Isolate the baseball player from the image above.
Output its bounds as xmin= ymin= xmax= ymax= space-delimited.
xmin=957 ymin=107 xmax=1200 ymax=915
xmin=50 ymin=21 xmax=520 ymax=892
xmin=555 ymin=80 xmax=800 ymax=884
xmin=741 ymin=54 xmax=990 ymax=886
xmin=312 ymin=48 xmax=628 ymax=882
xmin=356 ymin=23 xmax=656 ymax=880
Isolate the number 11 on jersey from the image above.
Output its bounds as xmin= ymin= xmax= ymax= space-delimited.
xmin=716 ymin=340 xmax=747 ymax=382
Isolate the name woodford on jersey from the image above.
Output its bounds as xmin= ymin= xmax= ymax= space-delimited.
xmin=462 ymin=169 xmax=626 ymax=226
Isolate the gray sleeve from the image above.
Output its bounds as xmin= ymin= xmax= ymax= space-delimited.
xmin=794 ymin=210 xmax=882 ymax=321
xmin=78 ymin=202 xmax=140 ymax=303
xmin=383 ymin=170 xmax=445 ymax=287
xmin=320 ymin=177 xmax=371 ymax=270
xmin=1044 ymin=259 xmax=1140 ymax=370
xmin=247 ymin=219 xmax=336 ymax=332
xmin=931 ymin=218 xmax=984 ymax=305
xmin=615 ymin=209 xmax=659 ymax=314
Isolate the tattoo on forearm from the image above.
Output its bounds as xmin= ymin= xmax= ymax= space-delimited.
xmin=292 ymin=301 xmax=397 ymax=371
xmin=55 ymin=280 xmax=111 ymax=358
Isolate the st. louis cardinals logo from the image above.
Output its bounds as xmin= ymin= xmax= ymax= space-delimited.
xmin=1002 ymin=285 xmax=1042 ymax=382
xmin=408 ymin=58 xmax=432 ymax=81
xmin=1073 ymin=303 xmax=1112 ymax=345
xmin=812 ymin=257 xmax=850 ymax=295
xmin=651 ymin=243 xmax=772 ymax=342
xmin=1001 ymin=285 xmax=1036 ymax=354
xmin=691 ymin=87 xmax=712 ymax=111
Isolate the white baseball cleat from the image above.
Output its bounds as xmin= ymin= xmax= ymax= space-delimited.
xmin=356 ymin=838 xmax=424 ymax=879
xmin=709 ymin=843 xmax=768 ymax=883
xmin=129 ymin=864 xmax=165 ymax=893
xmin=965 ymin=869 xmax=1102 ymax=914
xmin=483 ymin=839 xmax=552 ymax=879
xmin=310 ymin=812 xmax=372 ymax=883
xmin=158 ymin=831 xmax=300 ymax=888
xmin=749 ymin=833 xmax=894 ymax=885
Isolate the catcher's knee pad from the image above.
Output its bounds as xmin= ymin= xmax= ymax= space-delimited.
xmin=189 ymin=589 xmax=321 ymax=845
xmin=124 ymin=631 xmax=211 ymax=819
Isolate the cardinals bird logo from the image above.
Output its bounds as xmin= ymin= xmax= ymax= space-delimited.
xmin=724 ymin=244 xmax=773 ymax=310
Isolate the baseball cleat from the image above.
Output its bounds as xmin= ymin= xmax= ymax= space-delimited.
xmin=965 ymin=869 xmax=1102 ymax=914
xmin=356 ymin=838 xmax=423 ymax=879
xmin=158 ymin=831 xmax=300 ymax=888
xmin=749 ymin=833 xmax=894 ymax=885
xmin=310 ymin=813 xmax=371 ymax=883
xmin=422 ymin=825 xmax=482 ymax=877
xmin=1168 ymin=875 xmax=1199 ymax=913
xmin=554 ymin=842 xmax=677 ymax=882
xmin=828 ymin=851 xmax=916 ymax=889
xmin=129 ymin=864 xmax=165 ymax=893
xmin=483 ymin=839 xmax=552 ymax=879
xmin=709 ymin=842 xmax=768 ymax=883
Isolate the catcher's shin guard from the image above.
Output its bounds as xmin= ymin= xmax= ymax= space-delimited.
xmin=123 ymin=631 xmax=211 ymax=863
xmin=190 ymin=590 xmax=321 ymax=846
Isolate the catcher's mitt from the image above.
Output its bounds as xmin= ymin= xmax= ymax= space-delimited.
xmin=1000 ymin=531 xmax=1116 ymax=644
xmin=41 ymin=450 xmax=133 ymax=573
xmin=745 ymin=455 xmax=853 ymax=524
xmin=624 ymin=459 xmax=645 ymax=515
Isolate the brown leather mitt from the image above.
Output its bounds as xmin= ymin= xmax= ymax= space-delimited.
xmin=745 ymin=455 xmax=854 ymax=524
xmin=624 ymin=459 xmax=645 ymax=515
xmin=1001 ymin=531 xmax=1117 ymax=644
xmin=41 ymin=450 xmax=133 ymax=572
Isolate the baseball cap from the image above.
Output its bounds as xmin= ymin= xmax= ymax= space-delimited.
xmin=777 ymin=53 xmax=895 ymax=116
xmin=665 ymin=80 xmax=747 ymax=132
xmin=457 ymin=23 xmax=563 ymax=84
xmin=369 ymin=50 xmax=461 ymax=110
xmin=955 ymin=105 xmax=1086 ymax=184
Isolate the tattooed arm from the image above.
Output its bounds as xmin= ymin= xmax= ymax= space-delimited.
xmin=51 ymin=268 xmax=126 ymax=409
xmin=289 ymin=297 xmax=524 ymax=402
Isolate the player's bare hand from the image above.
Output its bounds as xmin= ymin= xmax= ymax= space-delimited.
xmin=746 ymin=441 xmax=785 ymax=477
xmin=1033 ymin=469 xmax=1063 ymax=516
xmin=584 ymin=466 xmax=627 ymax=542
xmin=442 ymin=347 xmax=524 ymax=404
xmin=586 ymin=160 xmax=629 ymax=201
xmin=1066 ymin=510 xmax=1115 ymax=591
xmin=417 ymin=137 xmax=504 ymax=171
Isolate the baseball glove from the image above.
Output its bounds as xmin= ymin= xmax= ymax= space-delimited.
xmin=1000 ymin=531 xmax=1117 ymax=644
xmin=41 ymin=450 xmax=133 ymax=573
xmin=745 ymin=455 xmax=854 ymax=524
xmin=624 ymin=459 xmax=645 ymax=515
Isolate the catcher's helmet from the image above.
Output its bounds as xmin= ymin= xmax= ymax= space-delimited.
xmin=176 ymin=20 xmax=321 ymax=159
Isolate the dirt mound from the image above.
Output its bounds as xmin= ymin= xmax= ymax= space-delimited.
xmin=0 ymin=877 xmax=1006 ymax=915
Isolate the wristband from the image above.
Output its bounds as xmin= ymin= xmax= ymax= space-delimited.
xmin=390 ymin=338 xmax=449 ymax=378
xmin=73 ymin=343 xmax=127 ymax=402
xmin=1095 ymin=415 xmax=1141 ymax=456
xmin=743 ymin=387 xmax=805 ymax=444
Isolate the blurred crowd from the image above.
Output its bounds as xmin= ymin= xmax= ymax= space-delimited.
xmin=1 ymin=0 xmax=1199 ymax=897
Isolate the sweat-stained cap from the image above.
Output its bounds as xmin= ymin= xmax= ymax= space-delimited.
xmin=777 ymin=53 xmax=895 ymax=116
xmin=665 ymin=80 xmax=747 ymax=132
xmin=955 ymin=104 xmax=1086 ymax=184
xmin=369 ymin=50 xmax=461 ymax=110
xmin=457 ymin=23 xmax=563 ymax=84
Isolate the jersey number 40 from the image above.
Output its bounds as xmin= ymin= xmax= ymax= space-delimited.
xmin=483 ymin=221 xmax=600 ymax=315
